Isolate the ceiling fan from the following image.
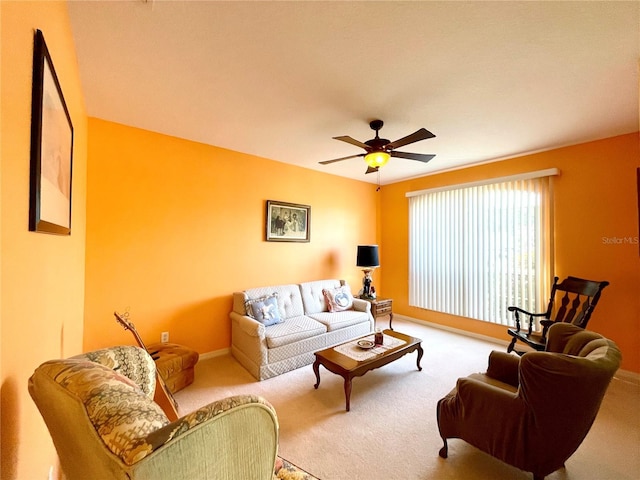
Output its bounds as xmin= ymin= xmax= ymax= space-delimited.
xmin=320 ymin=120 xmax=436 ymax=174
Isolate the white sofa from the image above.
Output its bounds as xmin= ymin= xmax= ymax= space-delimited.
xmin=230 ymin=279 xmax=374 ymax=380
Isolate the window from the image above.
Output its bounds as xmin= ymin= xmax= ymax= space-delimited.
xmin=407 ymin=169 xmax=558 ymax=326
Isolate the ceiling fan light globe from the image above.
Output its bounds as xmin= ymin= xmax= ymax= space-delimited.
xmin=364 ymin=151 xmax=390 ymax=168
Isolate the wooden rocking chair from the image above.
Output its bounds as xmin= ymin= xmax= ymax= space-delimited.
xmin=506 ymin=276 xmax=609 ymax=354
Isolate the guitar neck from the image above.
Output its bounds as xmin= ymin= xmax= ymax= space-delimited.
xmin=113 ymin=311 xmax=180 ymax=421
xmin=129 ymin=327 xmax=148 ymax=351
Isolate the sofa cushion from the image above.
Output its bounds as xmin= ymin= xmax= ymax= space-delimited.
xmin=265 ymin=315 xmax=327 ymax=348
xmin=323 ymin=285 xmax=354 ymax=312
xmin=300 ymin=279 xmax=343 ymax=314
xmin=246 ymin=293 xmax=283 ymax=326
xmin=240 ymin=284 xmax=304 ymax=320
xmin=308 ymin=309 xmax=371 ymax=332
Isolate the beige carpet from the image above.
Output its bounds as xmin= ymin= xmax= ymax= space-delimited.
xmin=175 ymin=319 xmax=640 ymax=480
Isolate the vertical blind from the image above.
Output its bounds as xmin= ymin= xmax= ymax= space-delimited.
xmin=407 ymin=170 xmax=557 ymax=326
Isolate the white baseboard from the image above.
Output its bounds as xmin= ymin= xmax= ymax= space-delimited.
xmin=393 ymin=313 xmax=510 ymax=347
xmin=199 ymin=347 xmax=230 ymax=361
xmin=393 ymin=313 xmax=640 ymax=385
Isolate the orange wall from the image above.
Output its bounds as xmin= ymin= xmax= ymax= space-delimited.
xmin=85 ymin=122 xmax=640 ymax=374
xmin=1 ymin=2 xmax=88 ymax=479
xmin=381 ymin=133 xmax=640 ymax=372
xmin=84 ymin=119 xmax=378 ymax=353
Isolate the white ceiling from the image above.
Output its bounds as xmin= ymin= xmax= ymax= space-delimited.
xmin=68 ymin=0 xmax=639 ymax=185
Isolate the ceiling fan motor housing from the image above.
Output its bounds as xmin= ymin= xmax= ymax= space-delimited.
xmin=365 ymin=137 xmax=390 ymax=151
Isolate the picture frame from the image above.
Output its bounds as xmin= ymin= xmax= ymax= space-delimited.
xmin=29 ymin=29 xmax=74 ymax=235
xmin=266 ymin=200 xmax=310 ymax=242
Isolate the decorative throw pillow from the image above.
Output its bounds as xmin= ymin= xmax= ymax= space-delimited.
xmin=323 ymin=285 xmax=354 ymax=312
xmin=245 ymin=293 xmax=282 ymax=326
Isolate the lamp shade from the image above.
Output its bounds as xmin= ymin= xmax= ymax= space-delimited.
xmin=356 ymin=245 xmax=380 ymax=268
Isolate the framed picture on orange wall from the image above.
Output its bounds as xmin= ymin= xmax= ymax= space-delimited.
xmin=266 ymin=200 xmax=310 ymax=242
xmin=29 ymin=29 xmax=74 ymax=235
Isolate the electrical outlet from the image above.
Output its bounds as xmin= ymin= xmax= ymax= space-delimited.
xmin=161 ymin=331 xmax=169 ymax=343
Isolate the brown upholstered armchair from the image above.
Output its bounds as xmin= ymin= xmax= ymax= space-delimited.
xmin=437 ymin=323 xmax=621 ymax=480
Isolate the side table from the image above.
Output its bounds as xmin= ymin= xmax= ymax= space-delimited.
xmin=364 ymin=297 xmax=394 ymax=330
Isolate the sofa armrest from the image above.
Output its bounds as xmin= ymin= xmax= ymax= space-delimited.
xmin=351 ymin=298 xmax=371 ymax=314
xmin=134 ymin=395 xmax=278 ymax=479
xmin=230 ymin=312 xmax=266 ymax=339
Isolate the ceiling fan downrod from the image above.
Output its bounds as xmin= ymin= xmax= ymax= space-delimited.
xmin=365 ymin=120 xmax=389 ymax=151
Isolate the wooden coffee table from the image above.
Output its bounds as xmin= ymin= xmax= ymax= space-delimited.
xmin=313 ymin=329 xmax=423 ymax=411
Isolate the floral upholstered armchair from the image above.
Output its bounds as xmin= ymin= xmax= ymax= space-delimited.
xmin=29 ymin=346 xmax=279 ymax=480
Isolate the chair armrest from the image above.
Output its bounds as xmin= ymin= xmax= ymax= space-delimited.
xmin=452 ymin=376 xmax=524 ymax=421
xmin=133 ymin=395 xmax=278 ymax=479
xmin=456 ymin=376 xmax=518 ymax=401
xmin=446 ymin=376 xmax=523 ymax=422
xmin=150 ymin=394 xmax=276 ymax=445
xmin=507 ymin=306 xmax=547 ymax=317
xmin=351 ymin=298 xmax=371 ymax=313
xmin=230 ymin=312 xmax=266 ymax=339
xmin=438 ymin=376 xmax=526 ymax=454
xmin=486 ymin=351 xmax=520 ymax=387
xmin=507 ymin=306 xmax=547 ymax=333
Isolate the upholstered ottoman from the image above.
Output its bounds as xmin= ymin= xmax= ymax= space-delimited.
xmin=146 ymin=342 xmax=199 ymax=393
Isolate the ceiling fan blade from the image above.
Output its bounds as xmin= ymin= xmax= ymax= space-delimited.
xmin=333 ymin=135 xmax=370 ymax=150
xmin=390 ymin=151 xmax=436 ymax=163
xmin=386 ymin=128 xmax=435 ymax=150
xmin=319 ymin=153 xmax=365 ymax=165
xmin=365 ymin=166 xmax=379 ymax=174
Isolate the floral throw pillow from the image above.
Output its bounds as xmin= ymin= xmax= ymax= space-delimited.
xmin=245 ymin=293 xmax=282 ymax=326
xmin=323 ymin=285 xmax=354 ymax=312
